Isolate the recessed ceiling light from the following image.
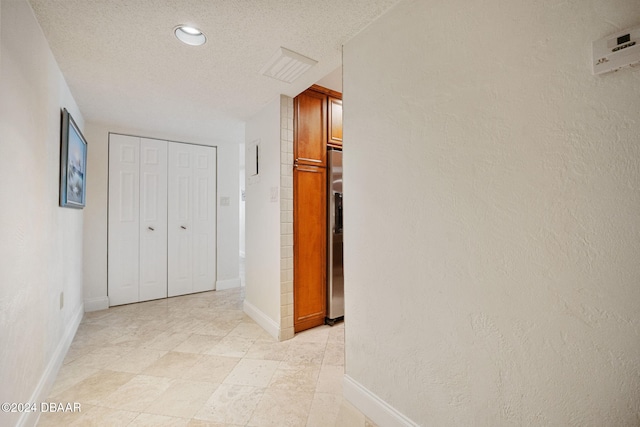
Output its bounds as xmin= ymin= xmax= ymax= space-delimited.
xmin=174 ymin=25 xmax=206 ymax=46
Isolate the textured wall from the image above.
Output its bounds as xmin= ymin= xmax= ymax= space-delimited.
xmin=245 ymin=96 xmax=282 ymax=327
xmin=343 ymin=0 xmax=640 ymax=425
xmin=215 ymin=143 xmax=241 ymax=288
xmin=239 ymin=143 xmax=246 ymax=258
xmin=243 ymin=94 xmax=296 ymax=341
xmin=0 ymin=0 xmax=84 ymax=425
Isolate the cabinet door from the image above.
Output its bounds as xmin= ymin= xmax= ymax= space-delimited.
xmin=295 ymin=90 xmax=327 ymax=166
xmin=293 ymin=165 xmax=327 ymax=332
xmin=108 ymin=134 xmax=140 ymax=306
xmin=328 ymin=97 xmax=343 ymax=148
xmin=139 ymin=138 xmax=168 ymax=301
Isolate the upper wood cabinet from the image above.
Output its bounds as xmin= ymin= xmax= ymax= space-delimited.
xmin=328 ymin=97 xmax=343 ymax=148
xmin=294 ymin=89 xmax=327 ymax=166
xmin=294 ymin=86 xmax=343 ymax=167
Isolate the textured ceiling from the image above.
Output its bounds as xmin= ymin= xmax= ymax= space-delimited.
xmin=28 ymin=0 xmax=400 ymax=143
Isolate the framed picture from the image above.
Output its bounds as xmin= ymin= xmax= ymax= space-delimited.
xmin=59 ymin=108 xmax=87 ymax=208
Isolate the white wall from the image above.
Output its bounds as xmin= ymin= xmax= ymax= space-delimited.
xmin=82 ymin=122 xmax=240 ymax=310
xmin=215 ymin=139 xmax=241 ymax=290
xmin=0 ymin=1 xmax=84 ymax=425
xmin=239 ymin=143 xmax=246 ymax=258
xmin=244 ymin=96 xmax=282 ymax=334
xmin=343 ymin=0 xmax=640 ymax=425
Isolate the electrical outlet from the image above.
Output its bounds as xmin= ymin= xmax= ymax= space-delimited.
xmin=60 ymin=292 xmax=64 ymax=309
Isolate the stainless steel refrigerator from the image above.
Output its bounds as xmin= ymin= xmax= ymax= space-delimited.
xmin=326 ymin=149 xmax=344 ymax=325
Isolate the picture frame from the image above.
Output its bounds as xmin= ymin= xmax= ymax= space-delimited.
xmin=59 ymin=108 xmax=87 ymax=209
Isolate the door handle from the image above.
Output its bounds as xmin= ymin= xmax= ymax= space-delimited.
xmin=335 ymin=192 xmax=343 ymax=233
xmin=148 ymin=227 xmax=155 ymax=231
xmin=181 ymin=226 xmax=187 ymax=230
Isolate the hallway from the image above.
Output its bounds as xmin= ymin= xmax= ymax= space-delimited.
xmin=37 ymin=288 xmax=371 ymax=426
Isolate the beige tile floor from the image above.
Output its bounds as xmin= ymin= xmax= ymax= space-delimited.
xmin=37 ymin=288 xmax=375 ymax=427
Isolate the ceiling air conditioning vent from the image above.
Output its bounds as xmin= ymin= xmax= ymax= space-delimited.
xmin=260 ymin=47 xmax=317 ymax=83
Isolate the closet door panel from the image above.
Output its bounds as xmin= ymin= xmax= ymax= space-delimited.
xmin=108 ymin=134 xmax=140 ymax=306
xmin=192 ymin=146 xmax=216 ymax=293
xmin=139 ymin=138 xmax=168 ymax=301
xmin=168 ymin=143 xmax=194 ymax=297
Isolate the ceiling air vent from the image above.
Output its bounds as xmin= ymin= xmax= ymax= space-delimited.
xmin=260 ymin=47 xmax=317 ymax=83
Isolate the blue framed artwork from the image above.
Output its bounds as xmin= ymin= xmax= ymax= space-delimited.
xmin=59 ymin=108 xmax=87 ymax=208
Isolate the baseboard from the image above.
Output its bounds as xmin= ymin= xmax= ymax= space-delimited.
xmin=21 ymin=303 xmax=84 ymax=427
xmin=216 ymin=277 xmax=241 ymax=290
xmin=83 ymin=296 xmax=109 ymax=312
xmin=243 ymin=299 xmax=279 ymax=340
xmin=343 ymin=374 xmax=419 ymax=427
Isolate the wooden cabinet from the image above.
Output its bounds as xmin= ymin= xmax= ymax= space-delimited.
xmin=295 ymin=86 xmax=343 ymax=157
xmin=294 ymin=89 xmax=327 ymax=166
xmin=293 ymin=165 xmax=327 ymax=332
xmin=328 ymin=97 xmax=343 ymax=148
xmin=293 ymin=85 xmax=342 ymax=333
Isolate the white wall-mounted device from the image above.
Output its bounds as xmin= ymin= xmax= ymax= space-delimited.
xmin=249 ymin=139 xmax=260 ymax=176
xmin=247 ymin=139 xmax=261 ymax=185
xmin=592 ymin=24 xmax=640 ymax=75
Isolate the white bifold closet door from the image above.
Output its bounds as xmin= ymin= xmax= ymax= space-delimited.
xmin=168 ymin=142 xmax=217 ymax=297
xmin=108 ymin=136 xmax=216 ymax=305
xmin=108 ymin=134 xmax=167 ymax=306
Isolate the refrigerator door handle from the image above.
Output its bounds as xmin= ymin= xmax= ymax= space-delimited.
xmin=335 ymin=192 xmax=343 ymax=233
